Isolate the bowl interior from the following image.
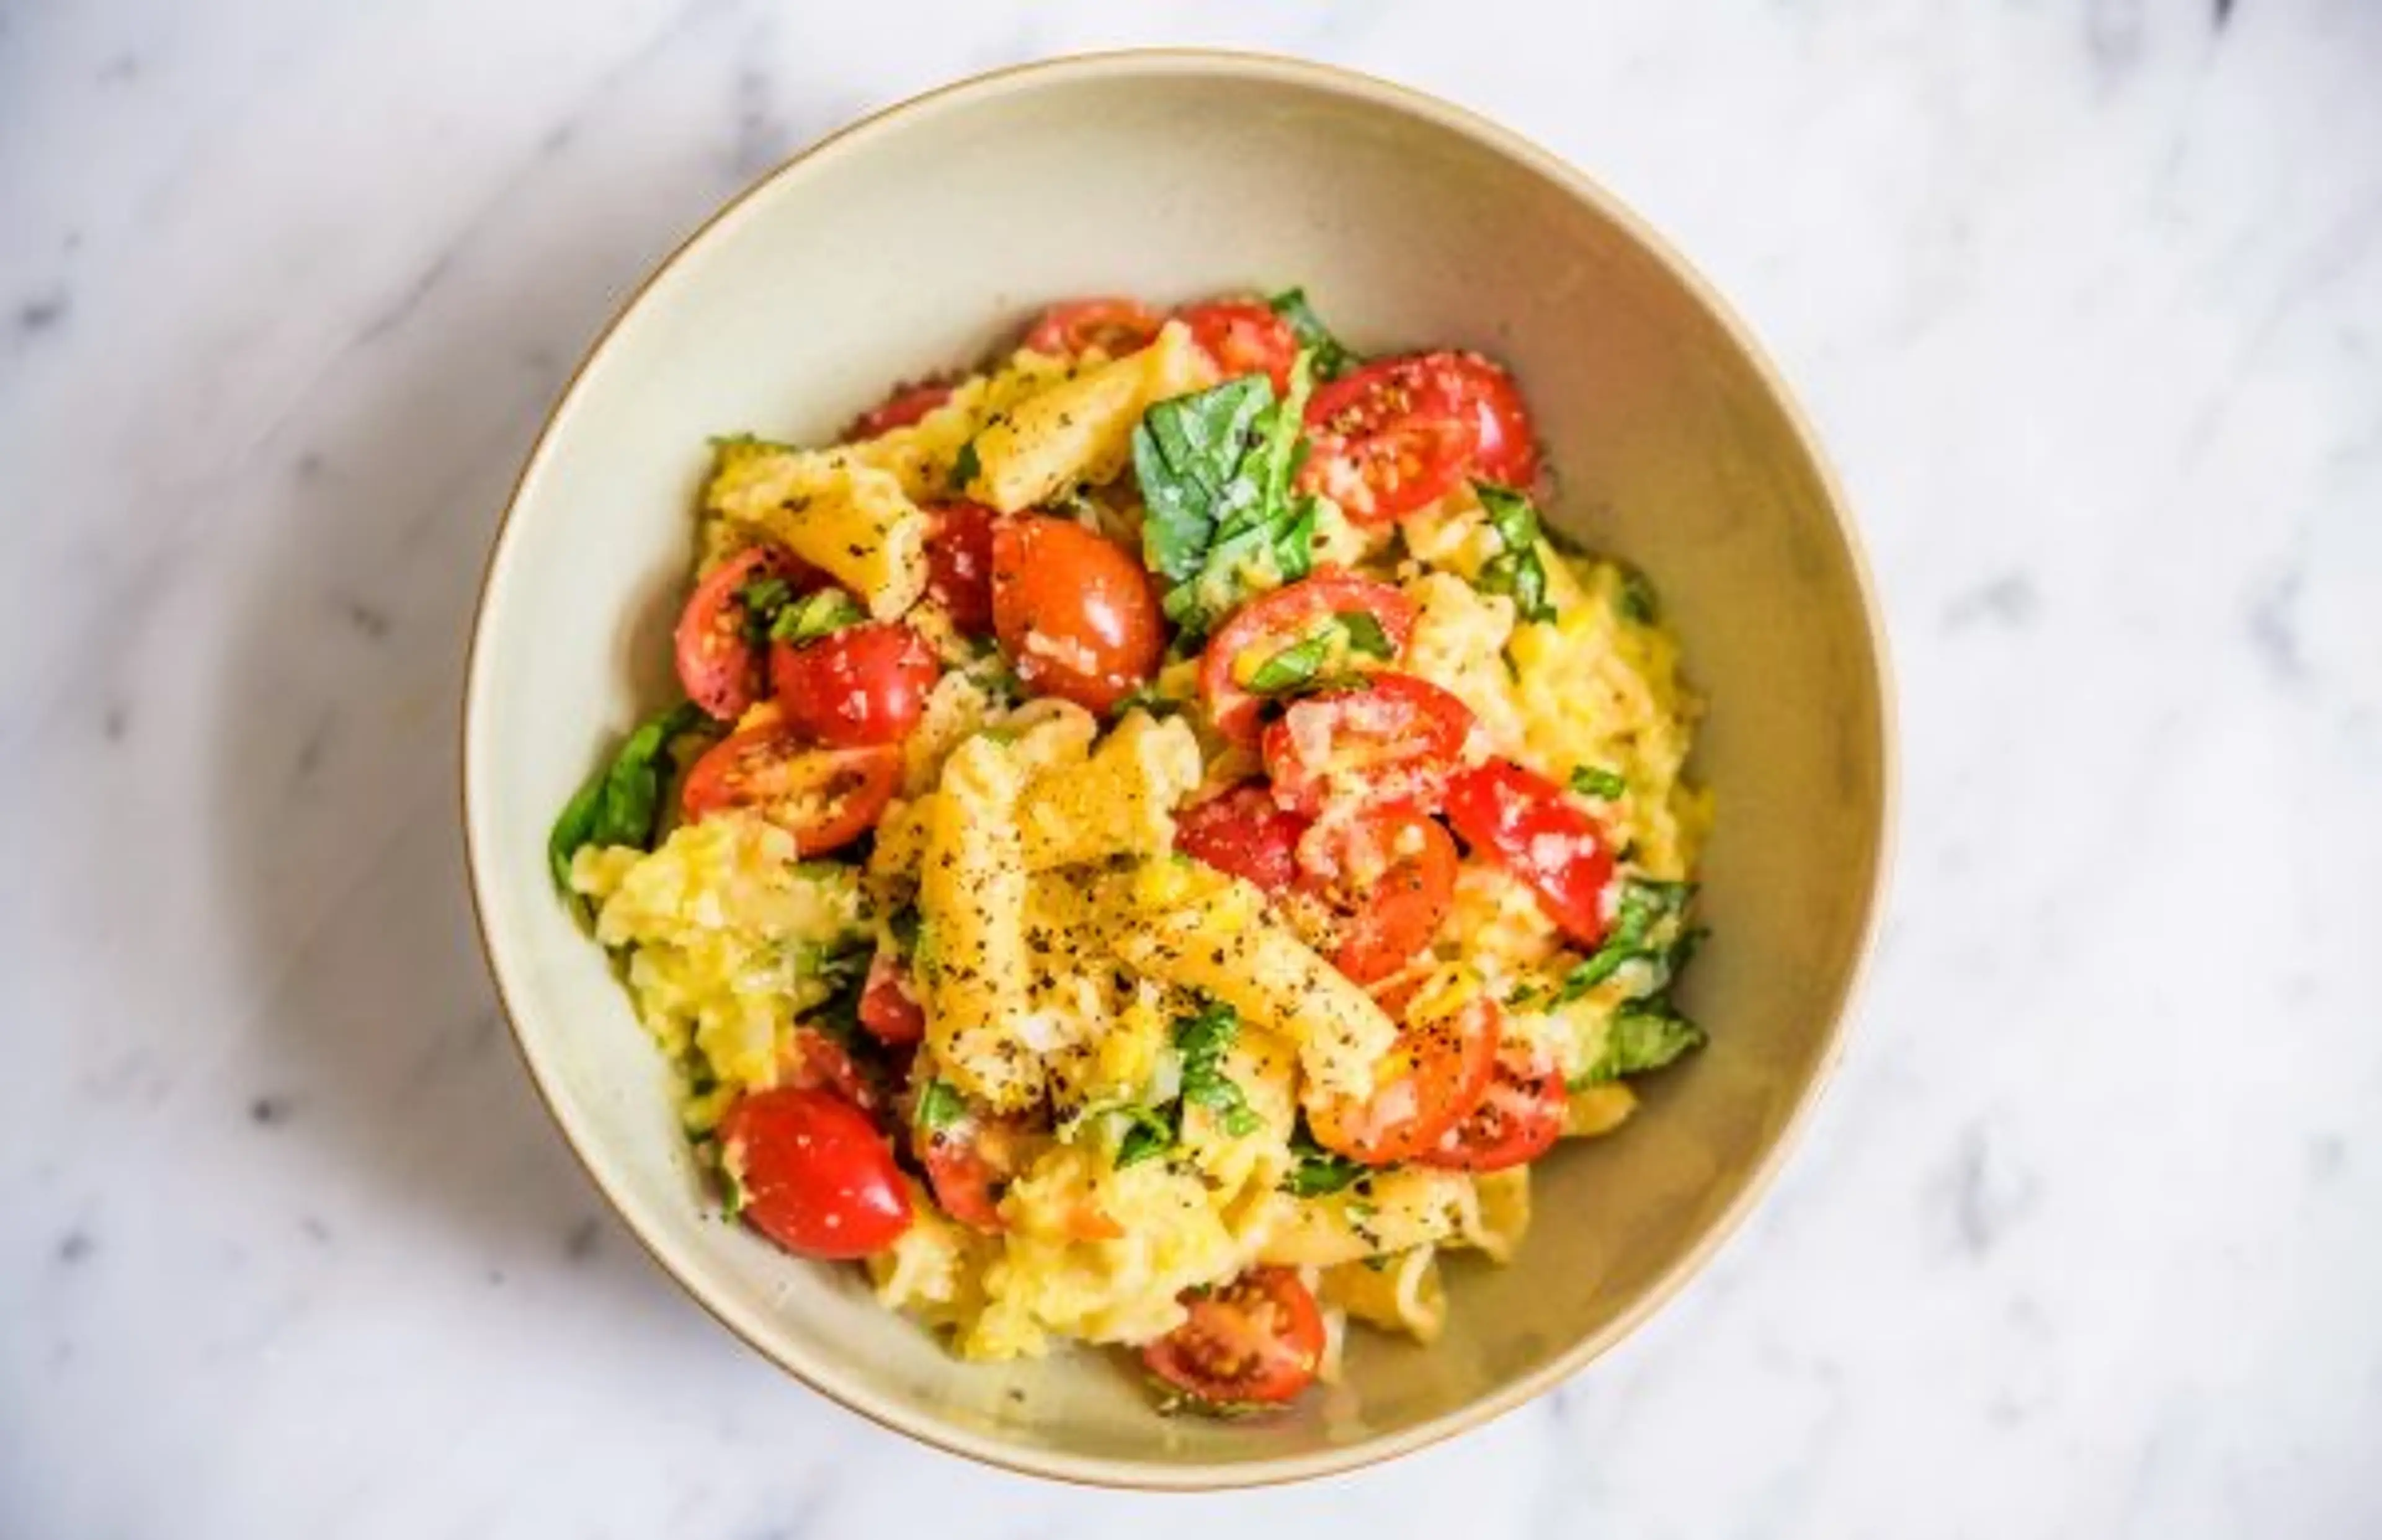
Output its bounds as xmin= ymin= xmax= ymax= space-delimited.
xmin=464 ymin=54 xmax=1888 ymax=1485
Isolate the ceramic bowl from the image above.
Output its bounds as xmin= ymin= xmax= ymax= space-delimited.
xmin=462 ymin=50 xmax=1891 ymax=1487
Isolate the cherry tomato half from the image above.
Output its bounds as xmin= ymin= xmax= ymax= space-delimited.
xmin=1442 ymin=758 xmax=1617 ymax=947
xmin=916 ymin=1102 xmax=1042 ymax=1234
xmin=769 ymin=621 xmax=939 ymax=748
xmin=1178 ymin=300 xmax=1300 ymax=397
xmin=1261 ymin=672 xmax=1476 ymax=817
xmin=780 ymin=1025 xmax=886 ymax=1117
xmin=1298 ymin=357 xmax=1481 ymax=523
xmin=1296 ymin=811 xmax=1461 ymax=986
xmin=681 ymin=723 xmax=901 ymax=855
xmin=1022 ymin=298 xmax=1166 ymax=358
xmin=845 ymin=379 xmax=953 ymax=441
xmin=1424 ymin=352 xmax=1538 ymax=489
xmin=1200 ymin=571 xmax=1418 ymax=746
xmin=1304 ymin=981 xmax=1502 ymax=1165
xmin=1421 ymin=1052 xmax=1568 ymax=1172
xmin=1142 ymin=1268 xmax=1326 ymax=1411
xmin=923 ymin=500 xmax=999 ymax=635
xmin=991 ymin=515 xmax=1164 ymax=714
xmin=1175 ymin=782 xmax=1312 ymax=894
xmin=718 ymin=1087 xmax=911 ymax=1260
xmin=674 ymin=544 xmax=822 ymax=721
xmin=857 ymin=952 xmax=926 ymax=1048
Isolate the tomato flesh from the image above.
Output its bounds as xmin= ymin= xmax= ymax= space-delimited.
xmin=917 ymin=1105 xmax=1040 ymax=1234
xmin=1199 ymin=570 xmax=1417 ymax=746
xmin=923 ymin=500 xmax=999 ymax=634
xmin=1143 ymin=1268 xmax=1325 ymax=1410
xmin=718 ymin=1088 xmax=911 ymax=1260
xmin=680 ymin=724 xmax=901 ymax=854
xmin=674 ymin=545 xmax=821 ymax=721
xmin=857 ymin=952 xmax=926 ymax=1047
xmin=991 ymin=515 xmax=1163 ymax=714
xmin=1175 ymin=783 xmax=1312 ymax=894
xmin=1178 ymin=300 xmax=1300 ymax=397
xmin=1304 ymin=984 xmax=1502 ymax=1165
xmin=1296 ymin=811 xmax=1460 ymax=986
xmin=1298 ymin=358 xmax=1481 ymax=523
xmin=781 ymin=1025 xmax=885 ymax=1116
xmin=1023 ymin=298 xmax=1166 ymax=358
xmin=846 ymin=379 xmax=953 ymax=440
xmin=1443 ymin=758 xmax=1617 ymax=947
xmin=769 ymin=621 xmax=939 ymax=748
xmin=1261 ymin=672 xmax=1476 ymax=816
xmin=1422 ymin=1053 xmax=1568 ymax=1172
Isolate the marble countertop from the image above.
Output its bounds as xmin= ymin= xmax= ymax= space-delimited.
xmin=6 ymin=1 xmax=2379 ymax=1535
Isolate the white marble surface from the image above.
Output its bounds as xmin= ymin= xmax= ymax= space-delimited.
xmin=4 ymin=0 xmax=2379 ymax=1533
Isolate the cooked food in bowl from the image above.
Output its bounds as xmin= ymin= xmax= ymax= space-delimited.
xmin=546 ymin=287 xmax=1711 ymax=1415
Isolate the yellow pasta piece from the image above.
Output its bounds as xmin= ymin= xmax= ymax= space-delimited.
xmin=1563 ymin=1080 xmax=1638 ymax=1137
xmin=919 ymin=737 xmax=1038 ymax=1111
xmin=1258 ymin=1165 xmax=1483 ymax=1268
xmin=1113 ymin=858 xmax=1395 ymax=1102
xmin=705 ymin=447 xmax=929 ymax=618
xmin=1467 ymin=1167 xmax=1532 ymax=1262
xmin=965 ymin=321 xmax=1208 ymax=512
xmin=1319 ymin=1248 xmax=1448 ymax=1343
xmin=1017 ymin=710 xmax=1203 ymax=870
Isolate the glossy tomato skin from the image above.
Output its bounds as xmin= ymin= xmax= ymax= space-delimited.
xmin=1297 ymin=811 xmax=1461 ymax=986
xmin=857 ymin=952 xmax=926 ymax=1047
xmin=782 ymin=1025 xmax=886 ymax=1116
xmin=1261 ymin=672 xmax=1476 ymax=817
xmin=1200 ymin=571 xmax=1417 ymax=746
xmin=923 ymin=500 xmax=999 ymax=634
xmin=769 ymin=621 xmax=939 ymax=747
xmin=1298 ymin=358 xmax=1481 ymax=523
xmin=1143 ymin=1268 xmax=1326 ymax=1410
xmin=991 ymin=516 xmax=1164 ymax=714
xmin=718 ymin=1088 xmax=911 ymax=1260
xmin=1425 ymin=352 xmax=1538 ymax=488
xmin=1443 ymin=758 xmax=1617 ymax=947
xmin=1421 ymin=1054 xmax=1568 ymax=1172
xmin=1023 ymin=298 xmax=1165 ymax=358
xmin=1304 ymin=985 xmax=1502 ymax=1165
xmin=914 ymin=1103 xmax=1043 ymax=1234
xmin=674 ymin=545 xmax=820 ymax=721
xmin=1178 ymin=300 xmax=1300 ymax=397
xmin=846 ymin=379 xmax=953 ymax=440
xmin=1175 ymin=783 xmax=1312 ymax=894
xmin=680 ymin=723 xmax=901 ymax=855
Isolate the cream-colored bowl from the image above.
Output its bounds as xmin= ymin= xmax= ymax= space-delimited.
xmin=462 ymin=50 xmax=1891 ymax=1487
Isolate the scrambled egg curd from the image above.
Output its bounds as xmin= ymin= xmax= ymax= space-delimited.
xmin=551 ymin=291 xmax=1710 ymax=1414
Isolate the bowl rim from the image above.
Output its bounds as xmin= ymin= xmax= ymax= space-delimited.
xmin=460 ymin=45 xmax=1898 ymax=1491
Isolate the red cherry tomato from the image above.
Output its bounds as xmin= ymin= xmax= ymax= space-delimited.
xmin=1425 ymin=352 xmax=1539 ymax=489
xmin=1260 ymin=672 xmax=1476 ymax=817
xmin=1421 ymin=1053 xmax=1568 ymax=1172
xmin=916 ymin=1104 xmax=1040 ymax=1234
xmin=1304 ymin=982 xmax=1502 ymax=1165
xmin=681 ymin=724 xmax=901 ymax=854
xmin=845 ymin=379 xmax=953 ymax=440
xmin=1142 ymin=1268 xmax=1326 ymax=1410
xmin=1298 ymin=357 xmax=1481 ymax=523
xmin=1178 ymin=300 xmax=1300 ymax=396
xmin=1199 ymin=571 xmax=1418 ymax=746
xmin=991 ymin=515 xmax=1164 ymax=714
xmin=1442 ymin=758 xmax=1617 ymax=947
xmin=1295 ymin=811 xmax=1460 ymax=986
xmin=857 ymin=952 xmax=926 ymax=1047
xmin=717 ymin=1088 xmax=911 ymax=1260
xmin=674 ymin=545 xmax=824 ymax=721
xmin=1175 ymin=783 xmax=1312 ymax=894
xmin=769 ymin=621 xmax=939 ymax=748
xmin=923 ymin=500 xmax=999 ymax=634
xmin=781 ymin=1025 xmax=885 ymax=1116
xmin=1022 ymin=298 xmax=1166 ymax=358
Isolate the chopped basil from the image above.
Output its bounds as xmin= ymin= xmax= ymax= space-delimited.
xmin=1245 ymin=631 xmax=1334 ymax=694
xmin=1113 ymin=1105 xmax=1178 ymax=1168
xmin=915 ymin=1079 xmax=967 ymax=1133
xmin=1474 ymin=483 xmax=1556 ymax=623
xmin=1107 ymin=999 xmax=1264 ymax=1168
xmin=546 ymin=700 xmax=708 ymax=891
xmin=1569 ymin=765 xmax=1628 ymax=799
xmin=770 ymin=588 xmax=865 ymax=646
xmin=1280 ymin=1118 xmax=1365 ymax=1197
xmin=1244 ymin=610 xmax=1397 ymax=695
xmin=1570 ymin=1002 xmax=1708 ymax=1089
xmin=949 ymin=438 xmax=981 ymax=492
xmin=1617 ymin=569 xmax=1660 ymax=625
xmin=1267 ymin=287 xmax=1356 ymax=381
xmin=1555 ymin=879 xmax=1697 ymax=1004
xmin=887 ymin=904 xmax=922 ymax=958
xmin=1131 ymin=355 xmax=1319 ymax=638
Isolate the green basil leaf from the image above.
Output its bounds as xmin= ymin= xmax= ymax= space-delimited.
xmin=1617 ymin=569 xmax=1660 ymax=625
xmin=549 ymin=701 xmax=707 ymax=892
xmin=1555 ymin=879 xmax=1696 ymax=1004
xmin=1570 ymin=1002 xmax=1707 ymax=1089
xmin=770 ymin=589 xmax=865 ymax=646
xmin=1245 ymin=631 xmax=1335 ymax=694
xmin=1135 ymin=357 xmax=1320 ymax=637
xmin=916 ymin=1079 xmax=967 ymax=1133
xmin=1281 ymin=1119 xmax=1365 ymax=1196
xmin=1113 ymin=1104 xmax=1179 ymax=1169
xmin=949 ymin=438 xmax=981 ymax=492
xmin=1569 ymin=765 xmax=1628 ymax=799
xmin=1267 ymin=287 xmax=1356 ymax=380
xmin=1473 ymin=483 xmax=1556 ymax=623
xmin=1338 ymin=610 xmax=1395 ymax=660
